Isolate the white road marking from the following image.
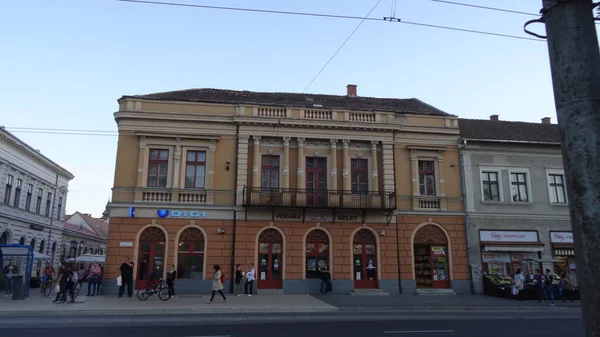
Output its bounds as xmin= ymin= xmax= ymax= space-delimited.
xmin=185 ymin=335 xmax=230 ymax=337
xmin=384 ymin=330 xmax=455 ymax=334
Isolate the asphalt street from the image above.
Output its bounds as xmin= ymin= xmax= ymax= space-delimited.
xmin=0 ymin=318 xmax=584 ymax=337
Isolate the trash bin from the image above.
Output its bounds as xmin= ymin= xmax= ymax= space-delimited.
xmin=12 ymin=275 xmax=25 ymax=300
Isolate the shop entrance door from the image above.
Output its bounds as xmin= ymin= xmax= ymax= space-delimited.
xmin=431 ymin=246 xmax=451 ymax=289
xmin=136 ymin=227 xmax=166 ymax=289
xmin=413 ymin=225 xmax=451 ymax=289
xmin=353 ymin=229 xmax=378 ymax=289
xmin=257 ymin=229 xmax=283 ymax=289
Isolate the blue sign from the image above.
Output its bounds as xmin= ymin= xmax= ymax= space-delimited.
xmin=129 ymin=207 xmax=136 ymax=218
xmin=157 ymin=209 xmax=206 ymax=218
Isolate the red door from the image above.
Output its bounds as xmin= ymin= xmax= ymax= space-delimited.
xmin=257 ymin=229 xmax=283 ymax=289
xmin=306 ymin=157 xmax=327 ymax=207
xmin=136 ymin=227 xmax=166 ymax=289
xmin=431 ymin=246 xmax=451 ymax=289
xmin=353 ymin=229 xmax=378 ymax=289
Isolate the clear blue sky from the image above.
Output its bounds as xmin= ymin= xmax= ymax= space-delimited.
xmin=0 ymin=0 xmax=563 ymax=216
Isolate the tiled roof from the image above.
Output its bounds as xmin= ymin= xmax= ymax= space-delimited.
xmin=63 ymin=222 xmax=98 ymax=237
xmin=458 ymin=118 xmax=561 ymax=144
xmin=64 ymin=212 xmax=109 ymax=239
xmin=121 ymin=88 xmax=451 ymax=116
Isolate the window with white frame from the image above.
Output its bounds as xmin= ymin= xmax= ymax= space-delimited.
xmin=510 ymin=172 xmax=529 ymax=202
xmin=481 ymin=171 xmax=500 ymax=201
xmin=548 ymin=172 xmax=567 ymax=204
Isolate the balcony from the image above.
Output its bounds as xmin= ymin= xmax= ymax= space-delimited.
xmin=135 ymin=188 xmax=216 ymax=204
xmin=243 ymin=187 xmax=396 ymax=210
xmin=396 ymin=195 xmax=463 ymax=212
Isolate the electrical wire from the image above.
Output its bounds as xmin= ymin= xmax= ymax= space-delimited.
xmin=302 ymin=0 xmax=383 ymax=93
xmin=117 ymin=0 xmax=542 ymax=42
xmin=430 ymin=0 xmax=539 ymax=17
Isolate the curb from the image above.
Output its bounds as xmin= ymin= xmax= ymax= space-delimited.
xmin=338 ymin=306 xmax=581 ymax=312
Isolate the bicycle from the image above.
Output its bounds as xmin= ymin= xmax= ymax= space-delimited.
xmin=44 ymin=282 xmax=80 ymax=299
xmin=136 ymin=280 xmax=170 ymax=301
xmin=41 ymin=278 xmax=54 ymax=297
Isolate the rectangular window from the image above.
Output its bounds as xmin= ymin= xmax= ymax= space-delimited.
xmin=261 ymin=155 xmax=280 ymax=189
xmin=185 ymin=151 xmax=206 ymax=189
xmin=418 ymin=161 xmax=436 ymax=196
xmin=351 ymin=159 xmax=368 ymax=193
xmin=4 ymin=175 xmax=13 ymax=205
xmin=45 ymin=192 xmax=52 ymax=216
xmin=13 ymin=178 xmax=22 ymax=207
xmin=177 ymin=241 xmax=205 ymax=279
xmin=481 ymin=171 xmax=500 ymax=201
xmin=510 ymin=173 xmax=529 ymax=202
xmin=36 ymin=188 xmax=43 ymax=214
xmin=147 ymin=149 xmax=169 ymax=188
xmin=56 ymin=197 xmax=63 ymax=220
xmin=25 ymin=184 xmax=33 ymax=211
xmin=548 ymin=174 xmax=567 ymax=204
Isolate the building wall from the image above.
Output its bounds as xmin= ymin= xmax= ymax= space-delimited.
xmin=461 ymin=143 xmax=571 ymax=293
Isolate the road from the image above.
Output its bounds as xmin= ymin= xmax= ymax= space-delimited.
xmin=0 ymin=317 xmax=583 ymax=337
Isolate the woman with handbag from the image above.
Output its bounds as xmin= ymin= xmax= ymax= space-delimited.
xmin=86 ymin=263 xmax=102 ymax=297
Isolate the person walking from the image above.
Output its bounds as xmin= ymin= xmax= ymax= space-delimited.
xmin=559 ymin=273 xmax=574 ymax=303
xmin=166 ymin=265 xmax=177 ymax=297
xmin=86 ymin=263 xmax=101 ymax=296
xmin=244 ymin=263 xmax=255 ymax=296
xmin=207 ymin=264 xmax=227 ymax=303
xmin=3 ymin=261 xmax=15 ymax=298
xmin=77 ymin=266 xmax=87 ymax=291
xmin=319 ymin=264 xmax=332 ymax=295
xmin=543 ymin=269 xmax=556 ymax=306
xmin=52 ymin=263 xmax=69 ymax=304
xmin=118 ymin=257 xmax=134 ymax=298
xmin=533 ymin=269 xmax=544 ymax=302
xmin=234 ymin=265 xmax=244 ymax=296
xmin=513 ymin=268 xmax=525 ymax=301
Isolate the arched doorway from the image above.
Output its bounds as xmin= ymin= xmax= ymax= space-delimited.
xmin=257 ymin=228 xmax=283 ymax=289
xmin=305 ymin=229 xmax=330 ymax=279
xmin=353 ymin=228 xmax=378 ymax=289
xmin=177 ymin=227 xmax=205 ymax=279
xmin=0 ymin=231 xmax=9 ymax=245
xmin=413 ymin=225 xmax=451 ymax=289
xmin=136 ymin=227 xmax=166 ymax=289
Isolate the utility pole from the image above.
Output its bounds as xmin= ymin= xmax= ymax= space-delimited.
xmin=541 ymin=0 xmax=600 ymax=335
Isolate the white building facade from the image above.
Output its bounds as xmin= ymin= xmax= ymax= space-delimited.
xmin=0 ymin=127 xmax=74 ymax=271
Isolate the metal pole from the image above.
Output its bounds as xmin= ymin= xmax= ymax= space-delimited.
xmin=46 ymin=172 xmax=59 ymax=266
xmin=541 ymin=1 xmax=600 ymax=335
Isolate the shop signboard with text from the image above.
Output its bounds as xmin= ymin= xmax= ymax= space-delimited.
xmin=550 ymin=231 xmax=574 ymax=244
xmin=479 ymin=230 xmax=539 ymax=243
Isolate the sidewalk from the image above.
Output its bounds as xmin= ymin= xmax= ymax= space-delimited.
xmin=0 ymin=293 xmax=581 ymax=316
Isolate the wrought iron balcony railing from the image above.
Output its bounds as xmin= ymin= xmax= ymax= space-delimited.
xmin=242 ymin=187 xmax=395 ymax=210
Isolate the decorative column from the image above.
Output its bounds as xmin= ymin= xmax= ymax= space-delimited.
xmin=342 ymin=140 xmax=351 ymax=207
xmin=370 ymin=141 xmax=379 ymax=192
xmin=173 ymin=138 xmax=181 ymax=189
xmin=296 ymin=137 xmax=306 ymax=206
xmin=437 ymin=152 xmax=447 ymax=210
xmin=135 ymin=136 xmax=147 ymax=201
xmin=330 ymin=139 xmax=338 ymax=206
xmin=252 ymin=136 xmax=261 ymax=188
xmin=410 ymin=149 xmax=420 ymax=209
xmin=282 ymin=137 xmax=290 ymax=189
xmin=206 ymin=140 xmax=216 ymax=203
xmin=236 ymin=136 xmax=250 ymax=205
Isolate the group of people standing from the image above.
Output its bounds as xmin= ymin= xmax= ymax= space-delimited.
xmin=48 ymin=262 xmax=104 ymax=304
xmin=513 ymin=268 xmax=575 ymax=305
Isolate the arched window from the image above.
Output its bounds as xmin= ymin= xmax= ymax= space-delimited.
xmin=19 ymin=237 xmax=25 ymax=245
xmin=39 ymin=240 xmax=45 ymax=254
xmin=51 ymin=242 xmax=56 ymax=257
xmin=305 ymin=229 xmax=329 ymax=279
xmin=0 ymin=231 xmax=9 ymax=245
xmin=30 ymin=238 xmax=36 ymax=251
xmin=177 ymin=227 xmax=205 ymax=279
xmin=83 ymin=247 xmax=89 ymax=255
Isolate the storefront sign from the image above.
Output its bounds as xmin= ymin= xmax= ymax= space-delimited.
xmin=432 ymin=246 xmax=446 ymax=256
xmin=157 ymin=209 xmax=207 ymax=218
xmin=479 ymin=230 xmax=538 ymax=243
xmin=550 ymin=231 xmax=574 ymax=244
xmin=275 ymin=212 xmax=302 ymax=220
xmin=337 ymin=215 xmax=358 ymax=221
xmin=29 ymin=224 xmax=44 ymax=231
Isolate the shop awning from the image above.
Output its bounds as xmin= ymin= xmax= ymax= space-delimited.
xmin=553 ymin=248 xmax=575 ymax=256
xmin=483 ymin=245 xmax=544 ymax=252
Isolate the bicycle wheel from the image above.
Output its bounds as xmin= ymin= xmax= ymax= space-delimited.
xmin=136 ymin=289 xmax=150 ymax=300
xmin=43 ymin=285 xmax=52 ymax=297
xmin=73 ymin=287 xmax=80 ymax=299
xmin=158 ymin=287 xmax=171 ymax=301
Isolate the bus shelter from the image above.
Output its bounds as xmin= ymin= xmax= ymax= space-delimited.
xmin=0 ymin=244 xmax=34 ymax=299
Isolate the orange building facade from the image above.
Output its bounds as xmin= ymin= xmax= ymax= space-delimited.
xmin=104 ymin=85 xmax=469 ymax=295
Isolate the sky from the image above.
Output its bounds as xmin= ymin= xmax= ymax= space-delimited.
xmin=0 ymin=0 xmax=580 ymax=216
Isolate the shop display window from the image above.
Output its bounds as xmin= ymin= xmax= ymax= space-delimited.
xmin=482 ymin=252 xmax=541 ymax=278
xmin=554 ymin=256 xmax=577 ymax=287
xmin=305 ymin=229 xmax=329 ymax=279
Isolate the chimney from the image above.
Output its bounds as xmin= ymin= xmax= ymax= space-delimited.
xmin=541 ymin=117 xmax=551 ymax=124
xmin=346 ymin=84 xmax=357 ymax=97
xmin=490 ymin=114 xmax=499 ymax=121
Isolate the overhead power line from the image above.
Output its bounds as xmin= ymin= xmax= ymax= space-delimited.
xmin=430 ymin=0 xmax=539 ymax=17
xmin=302 ymin=0 xmax=383 ymax=93
xmin=117 ymin=0 xmax=542 ymax=42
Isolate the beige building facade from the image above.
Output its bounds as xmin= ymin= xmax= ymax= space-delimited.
xmin=105 ymin=85 xmax=468 ymax=294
